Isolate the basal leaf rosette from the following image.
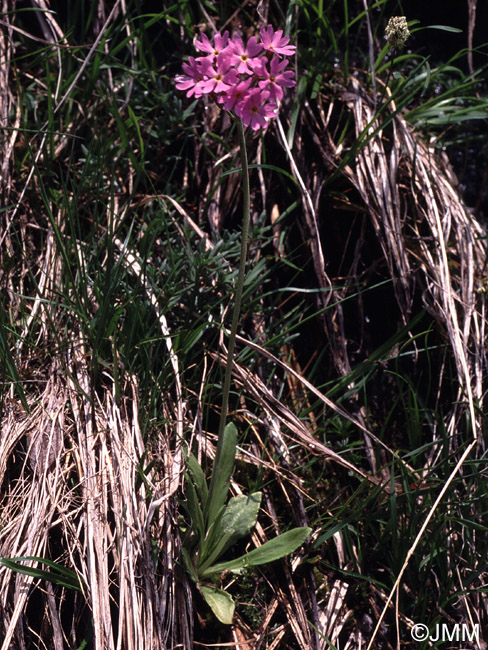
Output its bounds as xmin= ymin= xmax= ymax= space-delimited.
xmin=175 ymin=25 xmax=296 ymax=130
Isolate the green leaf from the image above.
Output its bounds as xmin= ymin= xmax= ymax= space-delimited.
xmin=220 ymin=492 xmax=261 ymax=552
xmin=198 ymin=493 xmax=262 ymax=573
xmin=425 ymin=24 xmax=463 ymax=33
xmin=200 ymin=585 xmax=235 ymax=624
xmin=205 ymin=422 xmax=237 ymax=528
xmin=197 ymin=502 xmax=229 ymax=566
xmin=0 ymin=556 xmax=82 ymax=591
xmin=200 ymin=526 xmax=312 ymax=578
xmin=181 ymin=547 xmax=198 ymax=583
xmin=186 ymin=453 xmax=208 ymax=509
xmin=183 ymin=470 xmax=205 ymax=541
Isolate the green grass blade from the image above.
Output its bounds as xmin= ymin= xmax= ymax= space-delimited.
xmin=0 ymin=556 xmax=82 ymax=591
xmin=0 ymin=310 xmax=29 ymax=412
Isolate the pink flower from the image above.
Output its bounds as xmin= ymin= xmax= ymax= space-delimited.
xmin=219 ymin=78 xmax=253 ymax=111
xmin=175 ymin=26 xmax=296 ymax=130
xmin=194 ymin=31 xmax=230 ymax=59
xmin=198 ymin=54 xmax=239 ymax=94
xmin=235 ymin=88 xmax=278 ymax=130
xmin=256 ymin=55 xmax=296 ymax=101
xmin=228 ymin=34 xmax=263 ymax=74
xmin=259 ymin=25 xmax=296 ymax=57
xmin=175 ymin=56 xmax=206 ymax=97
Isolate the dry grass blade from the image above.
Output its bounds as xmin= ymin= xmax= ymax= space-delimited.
xmin=467 ymin=0 xmax=478 ymax=75
xmin=277 ymin=114 xmax=353 ymax=377
xmin=0 ymin=0 xmax=19 ymax=198
xmin=210 ymin=348 xmax=386 ymax=488
xmin=233 ymin=332 xmax=420 ymax=484
xmin=318 ymin=579 xmax=351 ymax=648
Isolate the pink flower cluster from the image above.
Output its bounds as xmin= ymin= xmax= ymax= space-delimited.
xmin=175 ymin=25 xmax=296 ymax=131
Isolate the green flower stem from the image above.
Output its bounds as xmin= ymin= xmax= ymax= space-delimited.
xmin=206 ymin=118 xmax=250 ymax=532
xmin=217 ymin=116 xmax=250 ymax=440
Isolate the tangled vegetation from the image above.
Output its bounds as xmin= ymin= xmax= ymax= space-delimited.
xmin=0 ymin=1 xmax=487 ymax=648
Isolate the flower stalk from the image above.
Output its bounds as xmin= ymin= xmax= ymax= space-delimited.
xmin=217 ymin=116 xmax=250 ymax=441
